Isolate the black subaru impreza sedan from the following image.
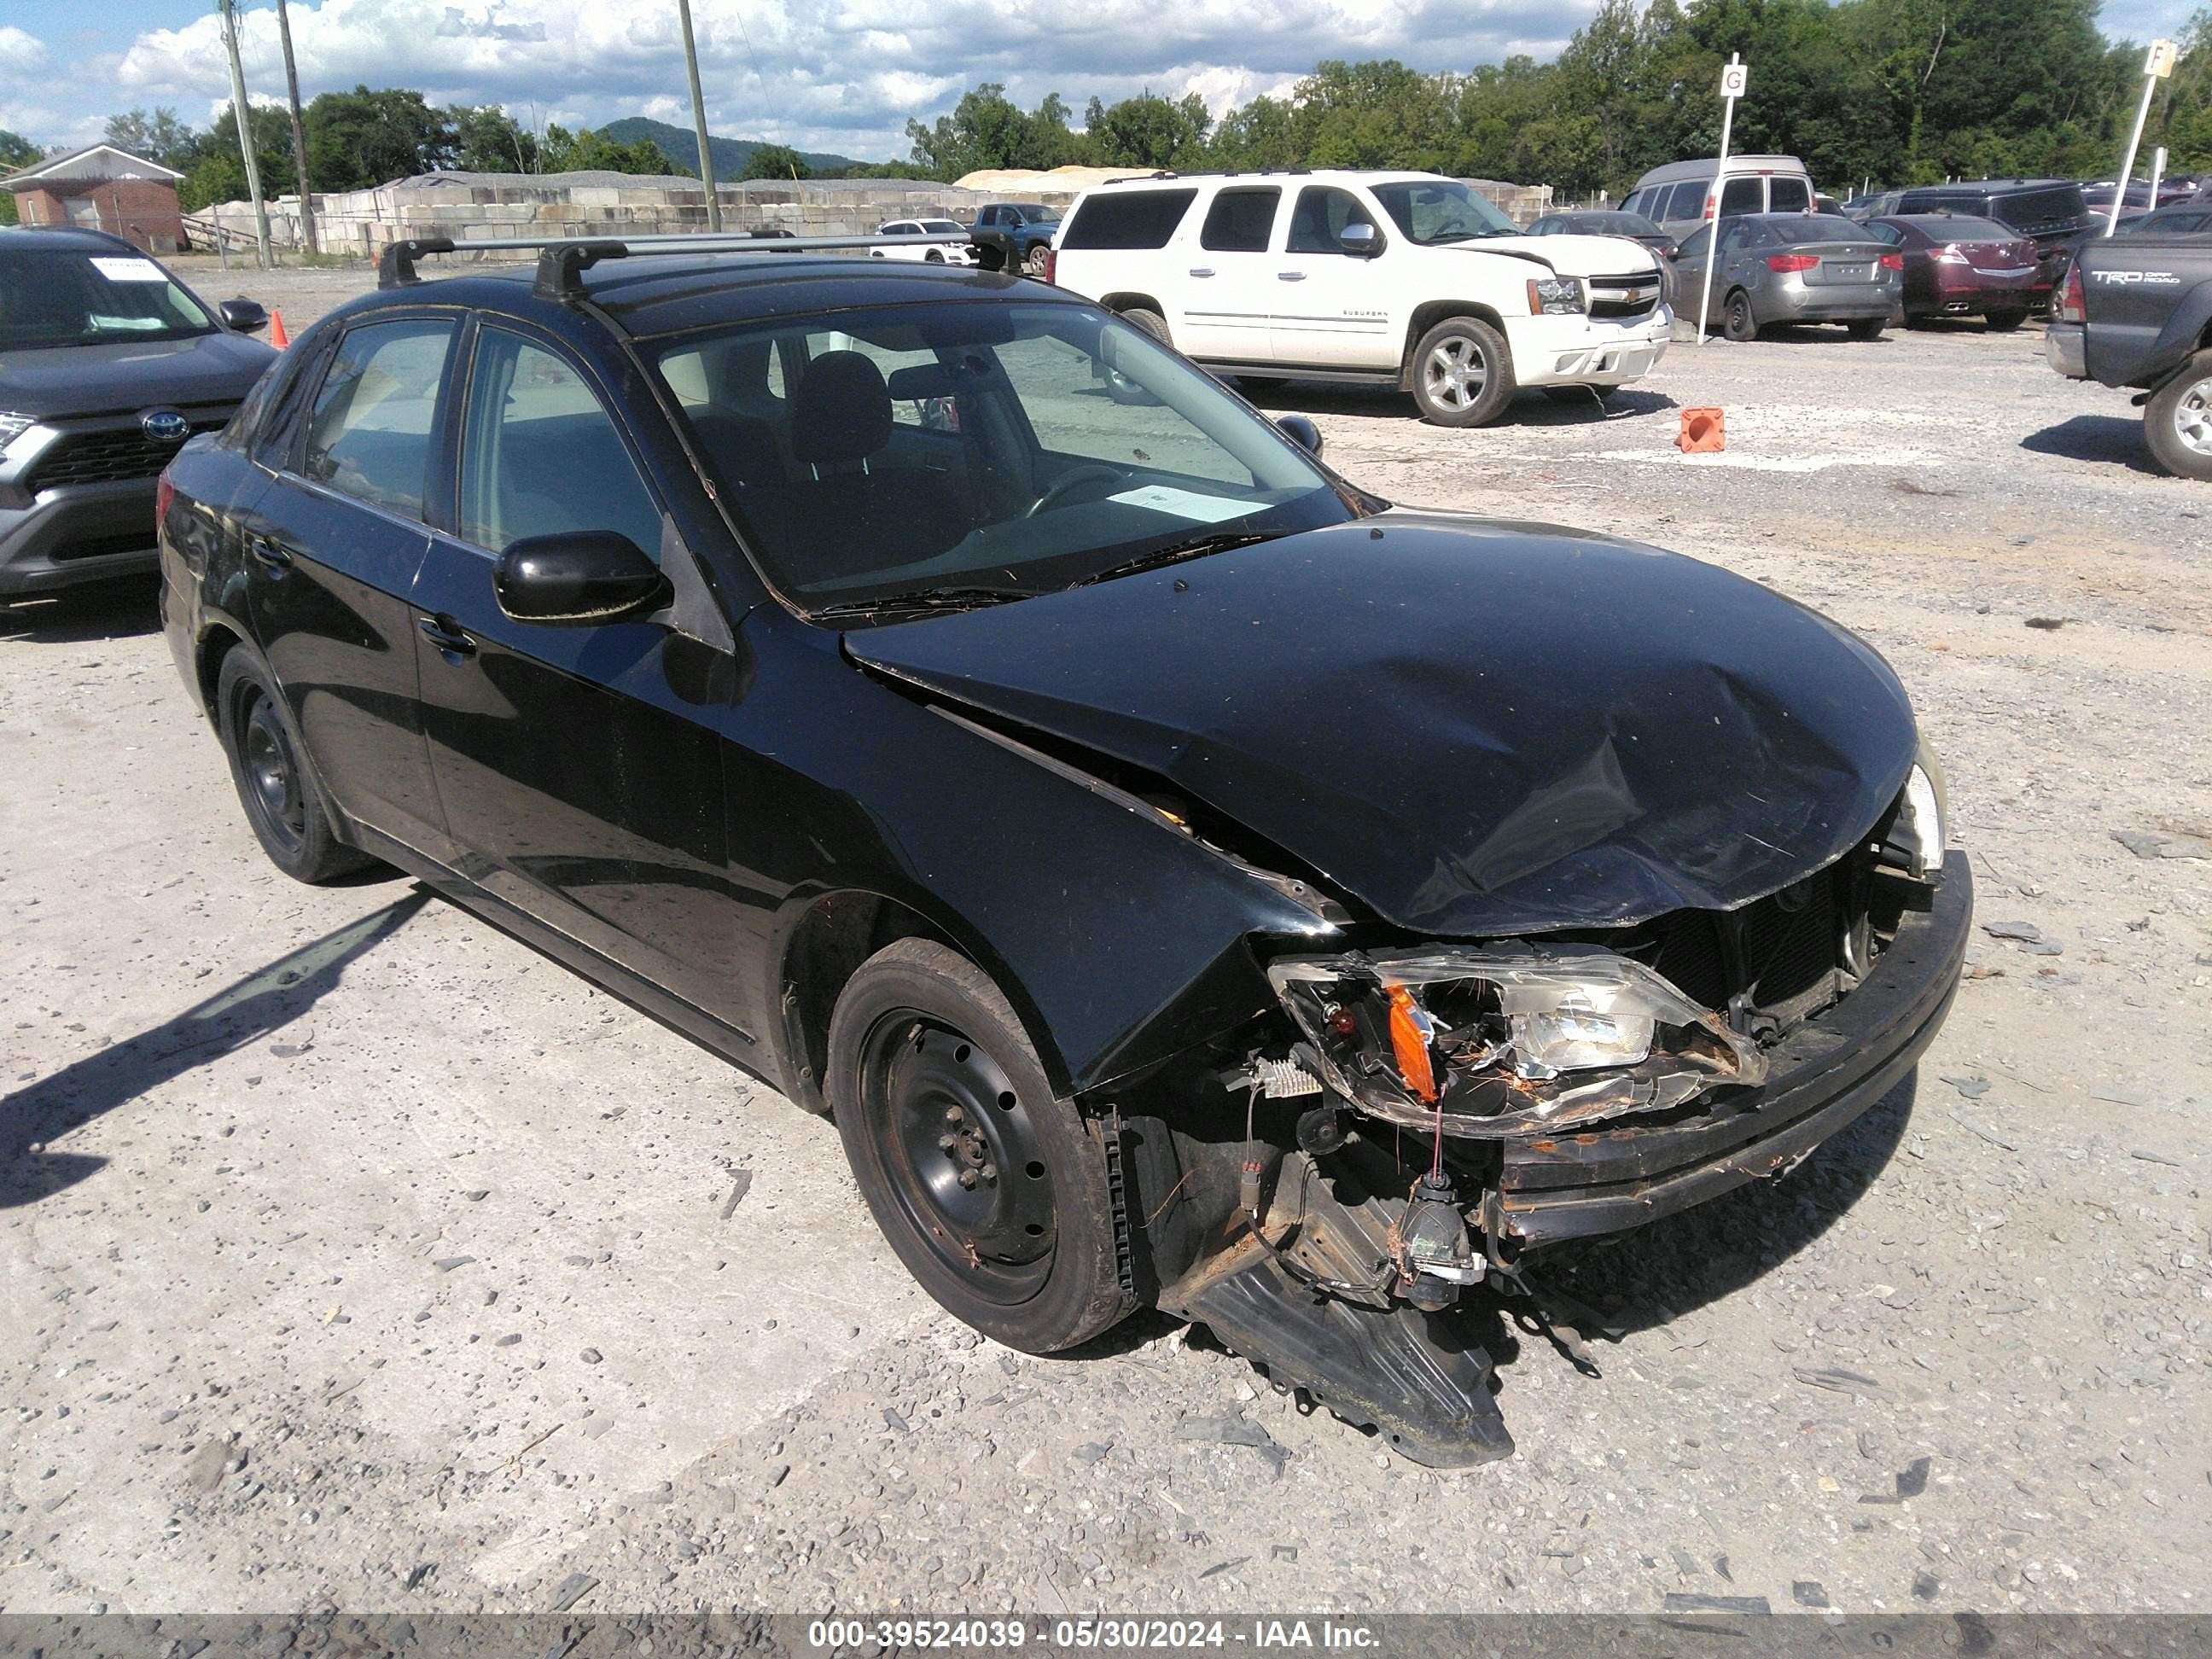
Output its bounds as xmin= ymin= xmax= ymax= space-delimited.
xmin=160 ymin=240 xmax=1968 ymax=1464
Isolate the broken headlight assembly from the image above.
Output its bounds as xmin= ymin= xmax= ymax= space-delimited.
xmin=1889 ymin=749 xmax=1947 ymax=881
xmin=1266 ymin=944 xmax=1767 ymax=1138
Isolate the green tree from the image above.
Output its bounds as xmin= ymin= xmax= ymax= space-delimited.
xmin=303 ymin=86 xmax=454 ymax=191
xmin=178 ymin=103 xmax=293 ymax=212
xmin=740 ymin=142 xmax=812 ymax=181
xmin=446 ymin=104 xmax=538 ymax=173
xmin=905 ymin=84 xmax=1086 ymax=179
xmin=0 ymin=128 xmax=38 ymax=224
xmin=103 ymin=108 xmax=200 ymax=171
xmin=1083 ymin=91 xmax=1211 ymax=168
xmin=1206 ymin=95 xmax=1303 ymax=170
xmin=537 ymin=125 xmax=679 ymax=175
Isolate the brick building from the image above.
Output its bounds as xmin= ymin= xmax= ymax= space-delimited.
xmin=3 ymin=145 xmax=187 ymax=253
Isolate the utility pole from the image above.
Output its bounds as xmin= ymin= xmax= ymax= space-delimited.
xmin=275 ymin=0 xmax=317 ymax=255
xmin=216 ymin=0 xmax=272 ymax=266
xmin=677 ymin=0 xmax=722 ymax=231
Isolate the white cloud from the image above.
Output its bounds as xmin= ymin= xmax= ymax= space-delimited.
xmin=72 ymin=0 xmax=1590 ymax=160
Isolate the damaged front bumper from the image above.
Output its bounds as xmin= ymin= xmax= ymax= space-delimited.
xmin=1484 ymin=859 xmax=1970 ymax=1246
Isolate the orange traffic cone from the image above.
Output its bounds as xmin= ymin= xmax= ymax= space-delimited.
xmin=269 ymin=309 xmax=290 ymax=349
xmin=1677 ymin=406 xmax=1725 ymax=453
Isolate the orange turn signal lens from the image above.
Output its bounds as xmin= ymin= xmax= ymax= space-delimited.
xmin=1385 ymin=984 xmax=1439 ymax=1103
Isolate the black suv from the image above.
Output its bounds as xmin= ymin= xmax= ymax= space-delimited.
xmin=1889 ymin=178 xmax=2096 ymax=301
xmin=160 ymin=235 xmax=1968 ymax=1464
xmin=1 ymin=227 xmax=272 ymax=597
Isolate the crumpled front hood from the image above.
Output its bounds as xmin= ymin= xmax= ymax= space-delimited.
xmin=1450 ymin=234 xmax=1659 ymax=276
xmin=848 ymin=513 xmax=1919 ymax=936
xmin=0 ymin=331 xmax=276 ymax=420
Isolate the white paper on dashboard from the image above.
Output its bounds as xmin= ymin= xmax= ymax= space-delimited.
xmin=90 ymin=257 xmax=167 ymax=282
xmin=1107 ymin=485 xmax=1253 ymax=523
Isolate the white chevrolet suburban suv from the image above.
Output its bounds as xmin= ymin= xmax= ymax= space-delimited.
xmin=1050 ymin=171 xmax=1671 ymax=426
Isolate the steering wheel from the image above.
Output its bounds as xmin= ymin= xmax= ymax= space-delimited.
xmin=1026 ymin=463 xmax=1126 ymax=518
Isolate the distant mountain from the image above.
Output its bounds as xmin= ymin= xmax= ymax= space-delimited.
xmin=596 ymin=117 xmax=874 ymax=178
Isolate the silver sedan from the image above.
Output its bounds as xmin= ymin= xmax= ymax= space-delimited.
xmin=1671 ymin=212 xmax=1903 ymax=341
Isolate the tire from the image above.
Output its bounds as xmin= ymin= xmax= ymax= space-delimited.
xmin=925 ymin=249 xmax=945 ymax=265
xmin=1023 ymin=243 xmax=1051 ymax=277
xmin=1983 ymin=307 xmax=2029 ymax=333
xmin=1720 ymin=289 xmax=1760 ymax=343
xmin=1845 ymin=317 xmax=1885 ymax=341
xmin=1409 ymin=315 xmax=1516 ymax=427
xmin=1542 ymin=384 xmax=1615 ymax=407
xmin=828 ymin=939 xmax=1132 ymax=1353
xmin=1116 ymin=305 xmax=1172 ymax=347
xmin=214 ymin=650 xmax=374 ymax=884
xmin=2144 ymin=351 xmax=2212 ymax=481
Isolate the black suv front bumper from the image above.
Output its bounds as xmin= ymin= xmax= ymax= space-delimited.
xmin=1481 ymin=863 xmax=1971 ymax=1248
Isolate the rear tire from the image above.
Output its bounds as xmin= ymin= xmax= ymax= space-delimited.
xmin=2145 ymin=351 xmax=2212 ymax=481
xmin=1023 ymin=244 xmax=1051 ymax=277
xmin=1982 ymin=307 xmax=2029 ymax=333
xmin=1721 ymin=290 xmax=1760 ymax=342
xmin=1409 ymin=316 xmax=1516 ymax=427
xmin=215 ymin=651 xmax=374 ymax=884
xmin=1115 ymin=306 xmax=1172 ymax=347
xmin=1845 ymin=317 xmax=1885 ymax=341
xmin=827 ymin=939 xmax=1132 ymax=1353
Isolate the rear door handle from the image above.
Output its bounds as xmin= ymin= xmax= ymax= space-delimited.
xmin=1277 ymin=271 xmax=1307 ymax=282
xmin=247 ymin=534 xmax=291 ymax=569
xmin=419 ymin=614 xmax=476 ymax=658
xmin=1188 ymin=267 xmax=1214 ymax=277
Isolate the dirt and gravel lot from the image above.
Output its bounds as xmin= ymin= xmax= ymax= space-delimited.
xmin=3 ymin=265 xmax=2208 ymax=1621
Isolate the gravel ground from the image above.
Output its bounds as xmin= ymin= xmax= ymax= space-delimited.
xmin=2 ymin=271 xmax=2207 ymax=1620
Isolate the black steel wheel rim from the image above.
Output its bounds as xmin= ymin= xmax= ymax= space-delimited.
xmin=1727 ymin=294 xmax=1752 ymax=334
xmin=860 ymin=1013 xmax=1057 ymax=1304
xmin=241 ymin=691 xmax=306 ymax=853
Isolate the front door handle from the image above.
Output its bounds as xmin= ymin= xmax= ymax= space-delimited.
xmin=1277 ymin=271 xmax=1307 ymax=282
xmin=247 ymin=534 xmax=291 ymax=568
xmin=1188 ymin=267 xmax=1214 ymax=277
xmin=419 ymin=614 xmax=476 ymax=658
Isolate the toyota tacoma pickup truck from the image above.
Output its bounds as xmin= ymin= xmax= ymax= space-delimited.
xmin=2046 ymin=230 xmax=2212 ymax=477
xmin=1049 ymin=169 xmax=1670 ymax=426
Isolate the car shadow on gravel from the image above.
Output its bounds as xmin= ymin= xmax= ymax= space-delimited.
xmin=0 ymin=575 xmax=162 ymax=643
xmin=1237 ymin=382 xmax=1680 ymax=423
xmin=2019 ymin=414 xmax=2162 ymax=476
xmin=1522 ymin=1069 xmax=1920 ymax=1338
xmin=0 ymin=888 xmax=430 ymax=1208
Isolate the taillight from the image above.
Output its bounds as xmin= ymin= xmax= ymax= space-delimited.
xmin=1878 ymin=253 xmax=1905 ymax=271
xmin=1932 ymin=243 xmax=1969 ymax=265
xmin=154 ymin=471 xmax=175 ymax=533
xmin=1041 ymin=246 xmax=1057 ymax=285
xmin=2057 ymin=265 xmax=2086 ymax=322
xmin=1766 ymin=253 xmax=1819 ymax=273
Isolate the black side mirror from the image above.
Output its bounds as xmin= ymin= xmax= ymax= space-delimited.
xmin=495 ymin=531 xmax=668 ymax=626
xmin=1276 ymin=414 xmax=1324 ymax=458
xmin=219 ymin=298 xmax=269 ymax=333
xmin=1338 ymin=222 xmax=1383 ymax=257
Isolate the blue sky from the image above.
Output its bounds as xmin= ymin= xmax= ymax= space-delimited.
xmin=2 ymin=0 xmax=2193 ymax=162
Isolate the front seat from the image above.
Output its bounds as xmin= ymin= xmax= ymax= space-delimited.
xmin=783 ymin=351 xmax=966 ymax=582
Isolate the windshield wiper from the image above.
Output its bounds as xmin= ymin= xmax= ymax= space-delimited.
xmin=810 ymin=585 xmax=1029 ymax=622
xmin=1071 ymin=529 xmax=1284 ymax=590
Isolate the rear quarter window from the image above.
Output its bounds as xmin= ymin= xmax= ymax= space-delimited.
xmin=1061 ymin=189 xmax=1200 ymax=252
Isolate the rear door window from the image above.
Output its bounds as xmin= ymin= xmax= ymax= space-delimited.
xmin=1767 ymin=177 xmax=1811 ymax=213
xmin=1717 ymin=176 xmax=1763 ymax=218
xmin=301 ymin=317 xmax=456 ymax=521
xmin=1061 ymin=189 xmax=1199 ymax=250
xmin=458 ymin=328 xmax=664 ymax=558
xmin=1664 ymin=182 xmax=1708 ymax=220
xmin=1200 ymin=188 xmax=1282 ymax=253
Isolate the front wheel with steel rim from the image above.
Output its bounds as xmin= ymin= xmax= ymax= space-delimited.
xmin=214 ymin=649 xmax=375 ymax=883
xmin=1409 ymin=315 xmax=1516 ymax=427
xmin=2145 ymin=349 xmax=2212 ymax=481
xmin=827 ymin=939 xmax=1132 ymax=1353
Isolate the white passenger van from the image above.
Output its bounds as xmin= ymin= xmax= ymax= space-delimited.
xmin=1624 ymin=156 xmax=1817 ymax=243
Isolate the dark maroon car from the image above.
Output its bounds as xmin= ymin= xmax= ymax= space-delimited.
xmin=1869 ymin=214 xmax=2042 ymax=329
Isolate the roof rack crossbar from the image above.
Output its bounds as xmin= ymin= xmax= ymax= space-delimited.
xmin=373 ymin=230 xmax=979 ymax=298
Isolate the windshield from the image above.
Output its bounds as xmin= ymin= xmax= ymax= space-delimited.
xmin=0 ymin=245 xmax=214 ymax=351
xmin=651 ymin=300 xmax=1353 ymax=620
xmin=1371 ymin=179 xmax=1521 ymax=244
xmin=1010 ymin=203 xmax=1061 ymax=224
xmin=1763 ymin=215 xmax=1880 ymax=244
